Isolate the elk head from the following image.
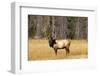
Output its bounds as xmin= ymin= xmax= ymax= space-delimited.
xmin=48 ymin=36 xmax=56 ymax=48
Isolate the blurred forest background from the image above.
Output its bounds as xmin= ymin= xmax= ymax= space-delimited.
xmin=28 ymin=15 xmax=88 ymax=39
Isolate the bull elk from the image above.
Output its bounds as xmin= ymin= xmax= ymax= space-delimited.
xmin=48 ymin=36 xmax=71 ymax=55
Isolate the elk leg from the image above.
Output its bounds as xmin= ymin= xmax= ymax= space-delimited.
xmin=54 ymin=48 xmax=57 ymax=55
xmin=67 ymin=48 xmax=70 ymax=53
xmin=65 ymin=48 xmax=70 ymax=55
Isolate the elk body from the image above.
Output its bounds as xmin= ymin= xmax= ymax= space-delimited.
xmin=48 ymin=36 xmax=71 ymax=55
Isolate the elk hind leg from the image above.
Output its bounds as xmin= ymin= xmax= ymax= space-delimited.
xmin=65 ymin=48 xmax=70 ymax=55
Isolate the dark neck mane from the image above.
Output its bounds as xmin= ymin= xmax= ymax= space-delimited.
xmin=49 ymin=38 xmax=56 ymax=47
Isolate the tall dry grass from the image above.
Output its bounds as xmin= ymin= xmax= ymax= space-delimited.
xmin=28 ymin=39 xmax=88 ymax=60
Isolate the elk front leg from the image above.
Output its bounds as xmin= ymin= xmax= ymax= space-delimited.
xmin=54 ymin=48 xmax=57 ymax=55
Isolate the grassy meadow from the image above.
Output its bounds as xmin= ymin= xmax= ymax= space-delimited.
xmin=28 ymin=39 xmax=88 ymax=61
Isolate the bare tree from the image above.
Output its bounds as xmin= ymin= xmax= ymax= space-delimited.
xmin=75 ymin=17 xmax=80 ymax=39
xmin=28 ymin=15 xmax=88 ymax=40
